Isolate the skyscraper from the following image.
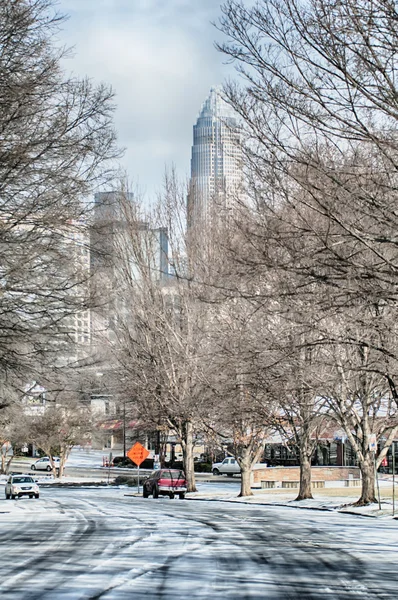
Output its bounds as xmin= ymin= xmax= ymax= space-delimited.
xmin=188 ymin=87 xmax=242 ymax=227
xmin=90 ymin=191 xmax=169 ymax=338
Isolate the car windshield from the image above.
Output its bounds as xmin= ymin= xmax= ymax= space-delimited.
xmin=160 ymin=471 xmax=185 ymax=480
xmin=12 ymin=477 xmax=34 ymax=483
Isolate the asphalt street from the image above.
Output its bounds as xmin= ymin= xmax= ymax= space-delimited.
xmin=0 ymin=487 xmax=397 ymax=599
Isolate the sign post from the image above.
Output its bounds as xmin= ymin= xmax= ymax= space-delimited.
xmin=369 ymin=434 xmax=381 ymax=509
xmin=341 ymin=435 xmax=346 ymax=467
xmin=127 ymin=442 xmax=150 ymax=495
xmin=107 ymin=451 xmax=113 ymax=485
xmin=393 ymin=442 xmax=396 ymax=517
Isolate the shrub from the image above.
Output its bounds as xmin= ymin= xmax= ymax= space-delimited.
xmin=194 ymin=462 xmax=212 ymax=473
xmin=114 ymin=475 xmax=148 ymax=487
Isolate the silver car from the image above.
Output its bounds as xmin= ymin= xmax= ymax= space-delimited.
xmin=30 ymin=456 xmax=60 ymax=472
xmin=5 ymin=475 xmax=40 ymax=499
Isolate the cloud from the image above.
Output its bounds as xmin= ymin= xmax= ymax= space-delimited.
xmin=57 ymin=0 xmax=233 ymax=200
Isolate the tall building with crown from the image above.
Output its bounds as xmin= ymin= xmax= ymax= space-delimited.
xmin=188 ymin=87 xmax=242 ymax=227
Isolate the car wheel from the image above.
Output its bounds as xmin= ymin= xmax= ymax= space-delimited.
xmin=31 ymin=465 xmax=36 ymax=470
xmin=35 ymin=494 xmax=39 ymax=499
xmin=212 ymin=468 xmax=220 ymax=476
xmin=29 ymin=495 xmax=33 ymax=499
xmin=179 ymin=492 xmax=185 ymax=500
xmin=143 ymin=487 xmax=149 ymax=498
xmin=46 ymin=465 xmax=51 ymax=472
xmin=11 ymin=494 xmax=16 ymax=500
xmin=169 ymin=492 xmax=175 ymax=499
xmin=153 ymin=484 xmax=159 ymax=499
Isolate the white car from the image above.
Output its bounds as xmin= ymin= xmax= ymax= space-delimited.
xmin=212 ymin=457 xmax=240 ymax=476
xmin=212 ymin=457 xmax=268 ymax=476
xmin=31 ymin=456 xmax=60 ymax=472
xmin=5 ymin=475 xmax=39 ymax=499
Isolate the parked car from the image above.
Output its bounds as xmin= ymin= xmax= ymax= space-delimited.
xmin=212 ymin=457 xmax=267 ymax=476
xmin=30 ymin=456 xmax=60 ymax=472
xmin=212 ymin=457 xmax=240 ymax=476
xmin=143 ymin=468 xmax=187 ymax=499
xmin=5 ymin=475 xmax=39 ymax=499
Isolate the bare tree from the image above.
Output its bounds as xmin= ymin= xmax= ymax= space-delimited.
xmin=214 ymin=0 xmax=398 ymax=503
xmin=317 ymin=307 xmax=398 ymax=504
xmin=20 ymin=404 xmax=91 ymax=478
xmin=104 ymin=176 xmax=211 ymax=493
xmin=0 ymin=404 xmax=20 ymax=474
xmin=0 ymin=0 xmax=120 ymax=399
xmin=202 ymin=293 xmax=275 ymax=497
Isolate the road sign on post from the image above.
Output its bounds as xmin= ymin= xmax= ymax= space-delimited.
xmin=369 ymin=434 xmax=377 ymax=452
xmin=127 ymin=442 xmax=150 ymax=495
xmin=127 ymin=442 xmax=150 ymax=466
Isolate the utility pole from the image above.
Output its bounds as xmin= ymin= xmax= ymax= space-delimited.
xmin=393 ymin=442 xmax=396 ymax=517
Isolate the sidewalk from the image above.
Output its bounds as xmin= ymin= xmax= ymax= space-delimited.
xmin=186 ymin=484 xmax=398 ymax=520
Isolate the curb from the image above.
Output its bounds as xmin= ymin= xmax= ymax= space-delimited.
xmin=338 ymin=510 xmax=377 ymax=518
xmin=185 ymin=496 xmax=334 ymax=511
xmin=184 ymin=495 xmax=393 ymax=519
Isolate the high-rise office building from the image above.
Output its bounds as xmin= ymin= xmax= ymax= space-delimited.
xmin=91 ymin=191 xmax=169 ymax=284
xmin=90 ymin=191 xmax=169 ymax=337
xmin=188 ymin=87 xmax=242 ymax=227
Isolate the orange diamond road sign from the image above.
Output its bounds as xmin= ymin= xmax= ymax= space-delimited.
xmin=127 ymin=442 xmax=150 ymax=467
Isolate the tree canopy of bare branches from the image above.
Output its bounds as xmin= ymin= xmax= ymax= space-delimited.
xmin=0 ymin=0 xmax=120 ymax=403
xmin=216 ymin=0 xmax=398 ymax=503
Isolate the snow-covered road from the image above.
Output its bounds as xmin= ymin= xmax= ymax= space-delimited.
xmin=0 ymin=487 xmax=396 ymax=599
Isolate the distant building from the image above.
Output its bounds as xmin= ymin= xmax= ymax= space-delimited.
xmin=188 ymin=87 xmax=242 ymax=228
xmin=22 ymin=382 xmax=47 ymax=416
xmin=90 ymin=191 xmax=169 ymax=337
xmin=91 ymin=191 xmax=169 ymax=283
xmin=63 ymin=222 xmax=91 ymax=353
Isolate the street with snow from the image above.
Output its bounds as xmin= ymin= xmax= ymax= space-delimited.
xmin=0 ymin=483 xmax=397 ymax=599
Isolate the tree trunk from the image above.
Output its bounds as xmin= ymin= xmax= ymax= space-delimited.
xmin=0 ymin=452 xmax=13 ymax=474
xmin=238 ymin=447 xmax=254 ymax=497
xmin=58 ymin=448 xmax=67 ymax=478
xmin=5 ymin=455 xmax=13 ymax=474
xmin=296 ymin=451 xmax=313 ymax=500
xmin=181 ymin=420 xmax=197 ymax=492
xmin=156 ymin=431 xmax=167 ymax=467
xmin=239 ymin=465 xmax=253 ymax=497
xmin=355 ymin=454 xmax=377 ymax=505
xmin=42 ymin=446 xmax=59 ymax=479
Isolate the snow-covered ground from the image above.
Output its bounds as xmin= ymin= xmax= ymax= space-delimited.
xmin=62 ymin=447 xmax=109 ymax=468
xmin=9 ymin=447 xmax=113 ymax=471
xmin=0 ymin=487 xmax=397 ymax=599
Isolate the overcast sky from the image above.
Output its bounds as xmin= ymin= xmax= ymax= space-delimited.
xmin=57 ymin=0 xmax=238 ymax=201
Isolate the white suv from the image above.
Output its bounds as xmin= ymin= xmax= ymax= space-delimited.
xmin=5 ymin=475 xmax=39 ymax=499
xmin=212 ymin=457 xmax=240 ymax=476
